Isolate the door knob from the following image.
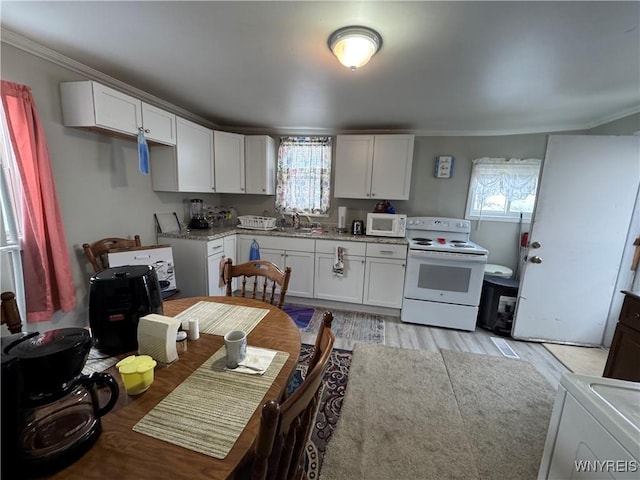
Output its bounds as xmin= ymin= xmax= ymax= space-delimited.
xmin=530 ymin=241 xmax=541 ymax=249
xmin=530 ymin=256 xmax=543 ymax=264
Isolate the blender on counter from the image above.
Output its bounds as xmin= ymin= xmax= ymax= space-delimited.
xmin=188 ymin=199 xmax=209 ymax=230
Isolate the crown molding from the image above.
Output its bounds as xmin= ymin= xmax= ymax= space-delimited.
xmin=1 ymin=29 xmax=218 ymax=129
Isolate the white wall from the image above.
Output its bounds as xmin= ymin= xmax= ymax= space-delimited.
xmin=1 ymin=43 xmax=219 ymax=331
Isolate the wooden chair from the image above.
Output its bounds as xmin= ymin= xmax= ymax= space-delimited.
xmin=224 ymin=258 xmax=292 ymax=309
xmin=248 ymin=311 xmax=334 ymax=480
xmin=1 ymin=291 xmax=23 ymax=334
xmin=83 ymin=235 xmax=142 ymax=273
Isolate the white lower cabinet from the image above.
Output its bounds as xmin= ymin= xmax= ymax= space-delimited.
xmin=162 ymin=236 xmax=233 ymax=297
xmin=236 ymin=235 xmax=315 ymax=298
xmin=314 ymin=240 xmax=366 ymax=304
xmin=363 ymin=243 xmax=407 ymax=308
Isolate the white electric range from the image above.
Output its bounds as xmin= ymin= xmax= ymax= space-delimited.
xmin=402 ymin=217 xmax=489 ymax=331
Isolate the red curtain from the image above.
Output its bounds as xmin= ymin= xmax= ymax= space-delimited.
xmin=1 ymin=80 xmax=76 ymax=321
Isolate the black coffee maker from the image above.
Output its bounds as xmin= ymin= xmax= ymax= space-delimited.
xmin=1 ymin=328 xmax=119 ymax=478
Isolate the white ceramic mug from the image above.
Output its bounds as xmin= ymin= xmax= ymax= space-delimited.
xmin=224 ymin=330 xmax=247 ymax=368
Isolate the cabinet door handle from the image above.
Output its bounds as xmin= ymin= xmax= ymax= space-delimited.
xmin=133 ymin=255 xmax=152 ymax=260
xmin=210 ymin=245 xmax=223 ymax=251
xmin=379 ymin=250 xmax=394 ymax=255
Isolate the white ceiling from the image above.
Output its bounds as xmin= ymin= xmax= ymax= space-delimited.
xmin=1 ymin=1 xmax=639 ymax=135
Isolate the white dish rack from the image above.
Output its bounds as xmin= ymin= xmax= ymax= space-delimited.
xmin=237 ymin=215 xmax=278 ymax=230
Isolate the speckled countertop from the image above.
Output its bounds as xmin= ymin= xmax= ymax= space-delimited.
xmin=158 ymin=226 xmax=408 ymax=245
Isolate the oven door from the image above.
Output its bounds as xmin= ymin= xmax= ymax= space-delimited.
xmin=404 ymin=249 xmax=487 ymax=306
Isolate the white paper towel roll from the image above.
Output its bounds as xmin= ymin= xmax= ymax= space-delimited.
xmin=338 ymin=206 xmax=347 ymax=230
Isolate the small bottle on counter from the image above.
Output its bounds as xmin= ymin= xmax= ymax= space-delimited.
xmin=188 ymin=318 xmax=200 ymax=341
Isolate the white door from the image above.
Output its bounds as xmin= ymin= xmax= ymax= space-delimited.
xmin=512 ymin=135 xmax=640 ymax=344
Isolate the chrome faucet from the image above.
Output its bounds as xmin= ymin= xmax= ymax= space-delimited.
xmin=292 ymin=212 xmax=300 ymax=229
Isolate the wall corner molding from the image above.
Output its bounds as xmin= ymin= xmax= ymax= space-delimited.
xmin=1 ymin=29 xmax=218 ymax=129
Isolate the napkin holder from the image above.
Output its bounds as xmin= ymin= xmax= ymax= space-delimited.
xmin=137 ymin=313 xmax=182 ymax=364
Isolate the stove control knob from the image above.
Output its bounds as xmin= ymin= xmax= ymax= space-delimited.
xmin=530 ymin=256 xmax=543 ymax=264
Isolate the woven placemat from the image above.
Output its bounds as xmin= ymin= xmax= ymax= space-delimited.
xmin=133 ymin=346 xmax=289 ymax=458
xmin=175 ymin=300 xmax=269 ymax=335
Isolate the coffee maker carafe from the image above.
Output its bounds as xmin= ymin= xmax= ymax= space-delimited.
xmin=2 ymin=328 xmax=119 ymax=477
xmin=188 ymin=198 xmax=209 ymax=230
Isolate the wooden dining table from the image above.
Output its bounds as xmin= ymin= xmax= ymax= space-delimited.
xmin=43 ymin=296 xmax=301 ymax=480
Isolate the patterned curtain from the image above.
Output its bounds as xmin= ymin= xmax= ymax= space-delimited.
xmin=472 ymin=157 xmax=541 ymax=204
xmin=275 ymin=137 xmax=332 ymax=215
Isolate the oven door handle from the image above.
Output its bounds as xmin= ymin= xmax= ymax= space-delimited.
xmin=407 ymin=250 xmax=488 ymax=263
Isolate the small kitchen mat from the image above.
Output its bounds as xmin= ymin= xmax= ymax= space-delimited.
xmin=133 ymin=346 xmax=289 ymax=459
xmin=175 ymin=300 xmax=269 ymax=335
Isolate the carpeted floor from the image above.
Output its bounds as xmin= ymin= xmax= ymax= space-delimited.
xmin=287 ymin=344 xmax=352 ymax=480
xmin=320 ymin=344 xmax=556 ymax=480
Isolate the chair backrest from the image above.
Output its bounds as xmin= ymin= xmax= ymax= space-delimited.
xmin=224 ymin=258 xmax=292 ymax=309
xmin=83 ymin=235 xmax=142 ymax=273
xmin=1 ymin=291 xmax=23 ymax=334
xmin=250 ymin=312 xmax=334 ymax=480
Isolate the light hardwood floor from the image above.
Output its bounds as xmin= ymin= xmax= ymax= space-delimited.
xmin=384 ymin=316 xmax=574 ymax=388
xmin=297 ymin=302 xmax=607 ymax=389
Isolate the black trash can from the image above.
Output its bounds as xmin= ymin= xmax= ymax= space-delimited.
xmin=477 ymin=275 xmax=519 ymax=336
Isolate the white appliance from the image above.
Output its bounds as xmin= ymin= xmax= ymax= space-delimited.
xmin=538 ymin=373 xmax=640 ymax=480
xmin=366 ymin=213 xmax=407 ymax=238
xmin=401 ymin=217 xmax=488 ymax=331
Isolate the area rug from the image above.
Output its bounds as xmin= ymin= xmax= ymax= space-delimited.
xmin=543 ymin=343 xmax=608 ymax=376
xmin=320 ymin=344 xmax=556 ymax=480
xmin=282 ymin=304 xmax=315 ymax=329
xmin=301 ymin=307 xmax=386 ymax=350
xmin=287 ymin=344 xmax=352 ymax=480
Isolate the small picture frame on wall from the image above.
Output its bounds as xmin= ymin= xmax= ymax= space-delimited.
xmin=434 ymin=156 xmax=454 ymax=178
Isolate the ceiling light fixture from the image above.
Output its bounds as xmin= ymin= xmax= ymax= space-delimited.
xmin=328 ymin=26 xmax=382 ymax=71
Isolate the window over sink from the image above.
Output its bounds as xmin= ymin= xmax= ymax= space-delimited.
xmin=275 ymin=136 xmax=332 ymax=216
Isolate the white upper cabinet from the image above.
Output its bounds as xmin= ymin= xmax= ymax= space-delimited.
xmin=141 ymin=103 xmax=176 ymax=145
xmin=245 ymin=135 xmax=276 ymax=195
xmin=150 ymin=117 xmax=214 ymax=192
xmin=334 ymin=134 xmax=415 ymax=200
xmin=60 ymin=81 xmax=176 ymax=145
xmin=213 ymin=131 xmax=245 ymax=193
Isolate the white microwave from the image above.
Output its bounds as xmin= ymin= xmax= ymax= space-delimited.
xmin=366 ymin=213 xmax=407 ymax=238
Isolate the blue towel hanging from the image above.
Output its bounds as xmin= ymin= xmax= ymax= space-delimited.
xmin=137 ymin=128 xmax=150 ymax=175
xmin=249 ymin=239 xmax=260 ymax=261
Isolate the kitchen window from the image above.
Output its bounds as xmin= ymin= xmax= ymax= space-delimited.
xmin=275 ymin=136 xmax=332 ymax=216
xmin=465 ymin=157 xmax=541 ymax=222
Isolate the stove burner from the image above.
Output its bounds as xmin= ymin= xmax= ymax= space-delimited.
xmin=414 ymin=240 xmax=433 ymax=246
xmin=451 ymin=240 xmax=466 ymax=244
xmin=452 ymin=243 xmax=474 ymax=248
xmin=412 ymin=237 xmax=432 ymax=242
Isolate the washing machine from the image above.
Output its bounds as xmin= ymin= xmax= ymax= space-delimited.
xmin=538 ymin=373 xmax=640 ymax=479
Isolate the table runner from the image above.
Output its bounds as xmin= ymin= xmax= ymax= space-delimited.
xmin=175 ymin=300 xmax=269 ymax=335
xmin=133 ymin=346 xmax=289 ymax=458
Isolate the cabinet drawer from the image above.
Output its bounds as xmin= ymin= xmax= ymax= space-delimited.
xmin=315 ymin=239 xmax=366 ymax=256
xmin=250 ymin=235 xmax=315 ymax=252
xmin=207 ymin=239 xmax=224 ymax=256
xmin=365 ymin=243 xmax=407 ymax=259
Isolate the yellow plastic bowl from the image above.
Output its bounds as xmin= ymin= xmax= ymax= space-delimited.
xmin=115 ymin=355 xmax=157 ymax=395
